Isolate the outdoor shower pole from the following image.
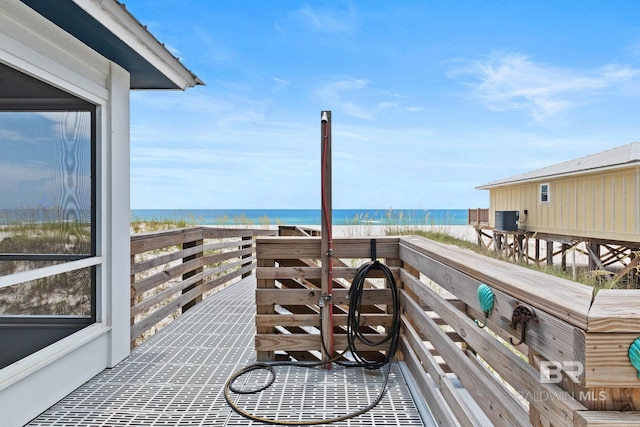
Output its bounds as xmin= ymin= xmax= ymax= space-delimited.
xmin=320 ymin=110 xmax=334 ymax=367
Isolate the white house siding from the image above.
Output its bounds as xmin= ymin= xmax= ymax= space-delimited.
xmin=0 ymin=2 xmax=130 ymax=426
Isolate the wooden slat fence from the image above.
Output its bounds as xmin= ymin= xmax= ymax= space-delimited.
xmin=255 ymin=235 xmax=419 ymax=362
xmin=256 ymin=233 xmax=640 ymax=426
xmin=130 ymin=226 xmax=277 ymax=347
xmin=468 ymin=207 xmax=489 ymax=226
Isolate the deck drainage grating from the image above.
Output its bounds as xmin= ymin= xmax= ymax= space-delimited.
xmin=28 ymin=277 xmax=426 ymax=426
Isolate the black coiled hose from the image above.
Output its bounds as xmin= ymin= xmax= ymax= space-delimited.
xmin=330 ymin=259 xmax=401 ymax=369
xmin=224 ymin=258 xmax=401 ymax=425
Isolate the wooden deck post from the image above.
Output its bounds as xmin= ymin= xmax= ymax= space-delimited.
xmin=256 ymin=256 xmax=275 ymax=361
xmin=182 ymin=234 xmax=204 ymax=313
xmin=130 ymin=252 xmax=137 ymax=349
xmin=517 ymin=234 xmax=525 ymax=262
xmin=546 ymin=240 xmax=554 ymax=266
xmin=561 ymin=243 xmax=568 ymax=270
xmin=494 ymin=232 xmax=503 ymax=254
xmin=241 ymin=235 xmax=252 ymax=279
xmin=588 ymin=242 xmax=600 ymax=271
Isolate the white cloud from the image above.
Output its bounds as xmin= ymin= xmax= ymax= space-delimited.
xmin=451 ymin=51 xmax=639 ymax=122
xmin=193 ymin=26 xmax=234 ymax=63
xmin=272 ymin=77 xmax=290 ymax=92
xmin=292 ymin=4 xmax=353 ymax=33
xmin=313 ymin=77 xmax=372 ymax=119
xmin=324 ymin=77 xmax=370 ymax=93
xmin=313 ymin=76 xmax=403 ymax=120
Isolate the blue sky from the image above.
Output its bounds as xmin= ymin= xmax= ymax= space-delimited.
xmin=126 ymin=1 xmax=640 ymax=209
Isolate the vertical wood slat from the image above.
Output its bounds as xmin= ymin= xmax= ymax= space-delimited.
xmin=130 ymin=252 xmax=137 ymax=349
xmin=241 ymin=235 xmax=252 ymax=279
xmin=385 ymin=257 xmax=402 ymax=361
xmin=182 ymin=236 xmax=203 ymax=313
xmin=256 ymin=256 xmax=275 ymax=361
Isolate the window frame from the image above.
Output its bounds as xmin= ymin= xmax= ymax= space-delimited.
xmin=0 ymin=82 xmax=99 ymax=368
xmin=540 ymin=183 xmax=550 ymax=203
xmin=0 ymin=105 xmax=97 ymax=318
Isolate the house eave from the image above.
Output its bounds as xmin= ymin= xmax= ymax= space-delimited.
xmin=19 ymin=0 xmax=203 ymax=90
xmin=476 ymin=160 xmax=640 ymax=190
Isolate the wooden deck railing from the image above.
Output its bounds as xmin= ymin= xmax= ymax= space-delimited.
xmin=468 ymin=207 xmax=490 ymax=225
xmin=130 ymin=226 xmax=277 ymax=347
xmin=256 ymin=234 xmax=640 ymax=426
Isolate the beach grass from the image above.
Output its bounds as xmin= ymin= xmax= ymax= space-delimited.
xmin=131 ymin=213 xmax=281 ymax=231
xmin=130 ymin=214 xmax=196 ymax=233
xmin=0 ymin=208 xmax=92 ymax=315
xmin=340 ymin=208 xmax=457 ymax=237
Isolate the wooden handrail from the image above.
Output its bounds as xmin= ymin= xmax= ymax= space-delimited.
xmin=129 ymin=226 xmax=277 ymax=347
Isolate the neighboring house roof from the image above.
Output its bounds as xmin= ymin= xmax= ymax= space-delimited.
xmin=19 ymin=0 xmax=204 ymax=90
xmin=477 ymin=142 xmax=640 ymax=189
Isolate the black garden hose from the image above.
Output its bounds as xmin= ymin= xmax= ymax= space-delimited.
xmin=224 ymin=258 xmax=401 ymax=425
xmin=337 ymin=259 xmax=401 ymax=370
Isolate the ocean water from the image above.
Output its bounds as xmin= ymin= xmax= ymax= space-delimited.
xmin=130 ymin=208 xmax=468 ymax=226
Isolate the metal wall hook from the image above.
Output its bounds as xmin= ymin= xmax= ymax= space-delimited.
xmin=475 ymin=314 xmax=489 ymax=329
xmin=509 ymin=303 xmax=538 ymax=346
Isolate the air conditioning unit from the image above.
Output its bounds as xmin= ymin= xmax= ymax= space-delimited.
xmin=495 ymin=211 xmax=519 ymax=231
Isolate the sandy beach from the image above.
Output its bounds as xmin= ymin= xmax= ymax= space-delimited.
xmin=208 ymin=223 xmax=479 ymax=242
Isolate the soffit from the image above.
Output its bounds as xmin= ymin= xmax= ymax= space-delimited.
xmin=19 ymin=0 xmax=203 ymax=90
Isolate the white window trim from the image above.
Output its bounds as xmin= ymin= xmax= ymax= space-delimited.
xmin=0 ymin=257 xmax=102 ymax=290
xmin=0 ymin=323 xmax=110 ymax=389
xmin=540 ymin=183 xmax=551 ymax=203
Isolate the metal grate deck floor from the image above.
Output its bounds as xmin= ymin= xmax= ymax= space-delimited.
xmin=28 ymin=277 xmax=427 ymax=426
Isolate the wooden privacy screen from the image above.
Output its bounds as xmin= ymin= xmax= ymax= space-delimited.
xmin=256 ymin=234 xmax=640 ymax=427
xmin=255 ymin=236 xmax=401 ymax=363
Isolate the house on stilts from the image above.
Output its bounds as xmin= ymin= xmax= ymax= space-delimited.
xmin=469 ymin=142 xmax=640 ymax=285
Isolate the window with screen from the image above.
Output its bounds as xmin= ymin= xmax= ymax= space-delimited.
xmin=0 ymin=63 xmax=97 ymax=368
